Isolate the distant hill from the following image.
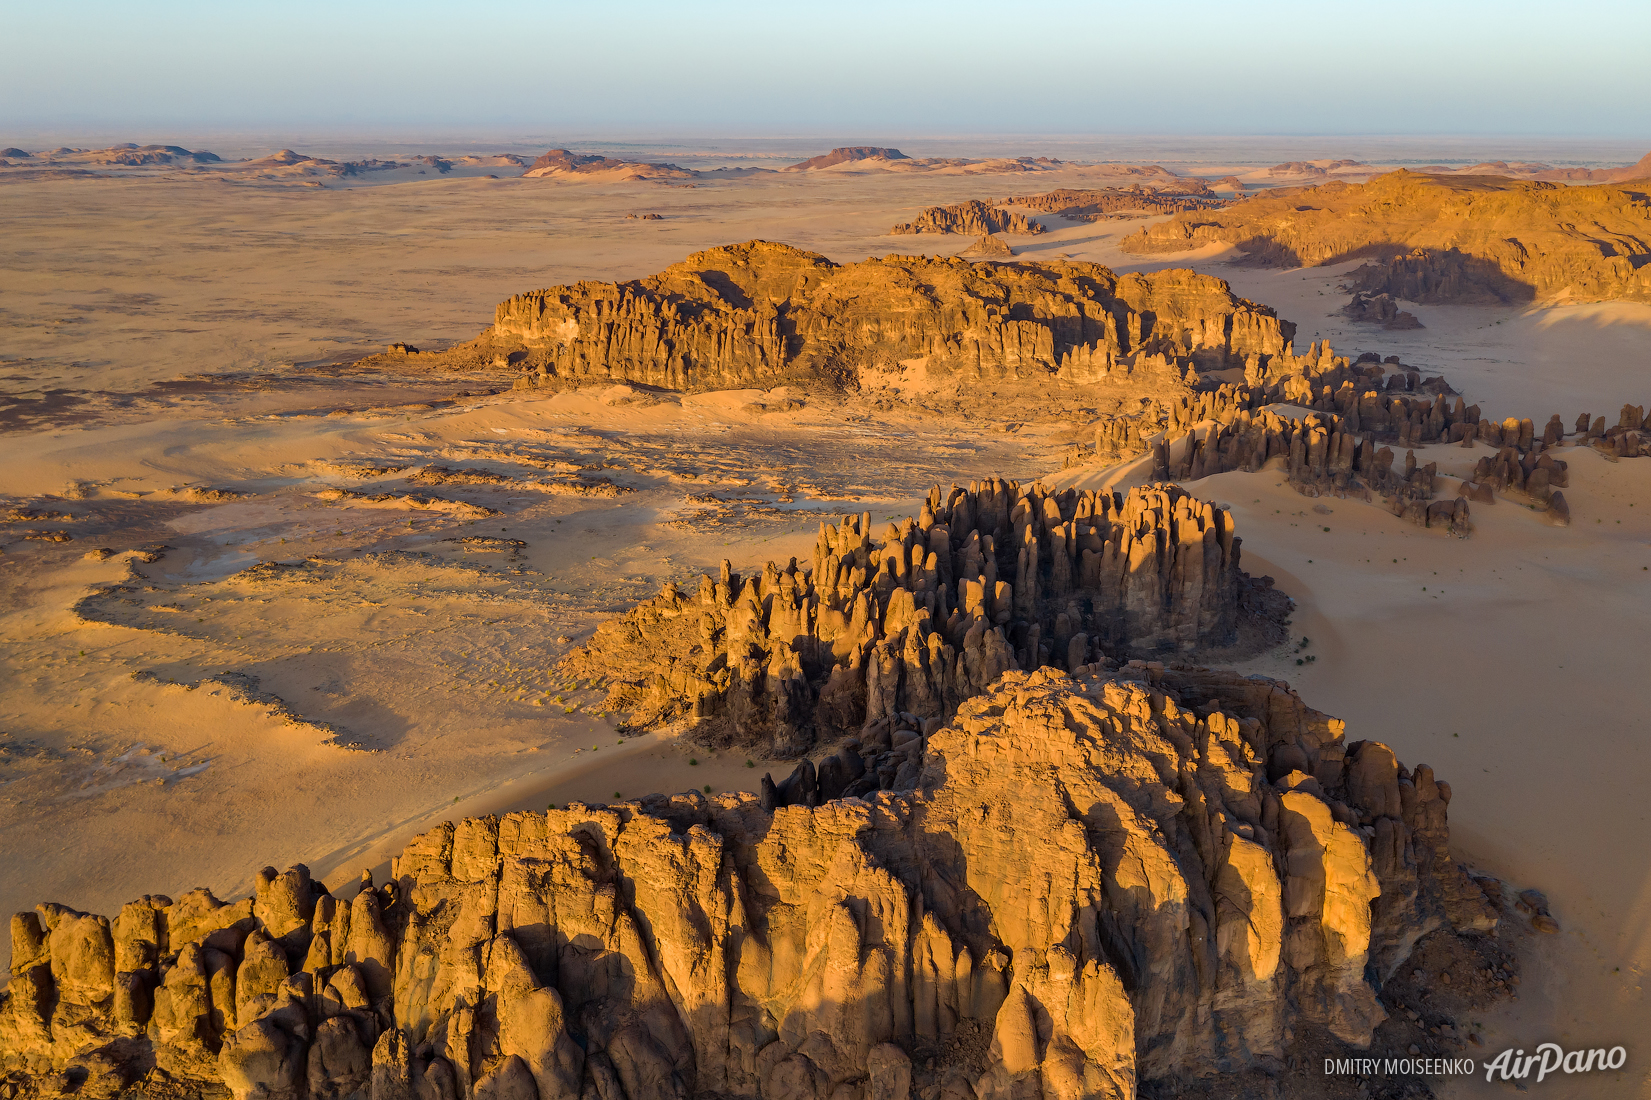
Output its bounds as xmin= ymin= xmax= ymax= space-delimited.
xmin=522 ymin=148 xmax=694 ymax=180
xmin=785 ymin=146 xmax=909 ymax=170
xmin=1120 ymin=169 xmax=1651 ymax=305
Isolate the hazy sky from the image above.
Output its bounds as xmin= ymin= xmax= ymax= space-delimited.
xmin=6 ymin=0 xmax=1649 ymax=138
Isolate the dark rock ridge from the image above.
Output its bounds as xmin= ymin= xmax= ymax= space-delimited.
xmin=414 ymin=241 xmax=1294 ymax=392
xmin=561 ymin=481 xmax=1267 ymax=758
xmin=1119 ymin=170 xmax=1651 ymax=305
xmin=0 ymin=662 xmax=1501 ymax=1100
xmin=784 ymin=147 xmax=910 ymax=171
xmin=888 ymin=200 xmax=1043 ymax=236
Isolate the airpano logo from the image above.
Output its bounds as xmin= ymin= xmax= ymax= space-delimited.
xmin=1483 ymin=1043 xmax=1628 ymax=1083
xmin=1323 ymin=1044 xmax=1629 ymax=1083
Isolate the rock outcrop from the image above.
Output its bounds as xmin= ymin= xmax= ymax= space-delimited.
xmin=0 ymin=663 xmax=1499 ymax=1100
xmin=1120 ymin=170 xmax=1651 ymax=304
xmin=1063 ymin=341 xmax=1651 ymax=531
xmin=1004 ymin=187 xmax=1225 ymax=221
xmin=889 ymin=201 xmax=1043 ymax=237
xmin=1340 ymin=292 xmax=1422 ymax=330
xmin=560 ymin=481 xmax=1263 ymax=757
xmin=426 ymin=241 xmax=1293 ymax=392
xmin=960 ymin=235 xmax=1012 ymax=258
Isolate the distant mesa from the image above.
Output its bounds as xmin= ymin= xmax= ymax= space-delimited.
xmin=1421 ymin=149 xmax=1651 ymax=184
xmin=1213 ymin=175 xmax=1247 ymax=191
xmin=101 ymin=143 xmax=221 ymax=165
xmin=246 ymin=148 xmax=325 ymax=167
xmin=522 ymin=147 xmax=695 ymax=180
xmin=1266 ymin=159 xmax=1370 ymax=179
xmin=889 ymin=199 xmax=1043 ymax=236
xmin=1121 ymin=169 xmax=1651 ymax=304
xmin=626 ymin=212 xmax=664 ymax=220
xmin=961 ymin=233 xmax=1013 ymax=257
xmin=1 ymin=147 xmax=31 ymax=158
xmin=785 ymin=146 xmax=910 ymax=171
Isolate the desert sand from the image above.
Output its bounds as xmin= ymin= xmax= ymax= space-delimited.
xmin=2 ymin=149 xmax=1649 ymax=1097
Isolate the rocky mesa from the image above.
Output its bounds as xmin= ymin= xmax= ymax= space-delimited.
xmin=396 ymin=241 xmax=1294 ymax=393
xmin=889 ymin=201 xmax=1043 ymax=237
xmin=1120 ymin=170 xmax=1651 ymax=304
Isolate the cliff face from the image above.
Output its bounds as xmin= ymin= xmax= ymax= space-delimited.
xmin=561 ymin=482 xmax=1262 ymax=758
xmin=889 ymin=201 xmax=1043 ymax=237
xmin=0 ymin=665 xmax=1497 ymax=1100
xmin=1119 ymin=170 xmax=1651 ymax=304
xmin=485 ymin=242 xmax=1294 ymax=391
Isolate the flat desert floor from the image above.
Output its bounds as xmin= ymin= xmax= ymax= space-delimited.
xmin=2 ymin=161 xmax=1648 ymax=1096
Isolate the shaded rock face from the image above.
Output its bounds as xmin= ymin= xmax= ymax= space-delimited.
xmin=889 ymin=201 xmax=1043 ymax=237
xmin=485 ymin=241 xmax=1294 ymax=391
xmin=1120 ymin=170 xmax=1651 ymax=304
xmin=0 ymin=666 xmax=1497 ymax=1100
xmin=561 ymin=481 xmax=1248 ymax=757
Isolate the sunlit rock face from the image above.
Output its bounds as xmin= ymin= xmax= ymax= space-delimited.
xmin=0 ymin=663 xmax=1496 ymax=1100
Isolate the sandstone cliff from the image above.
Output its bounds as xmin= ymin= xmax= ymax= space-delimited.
xmin=560 ymin=482 xmax=1266 ymax=758
xmin=450 ymin=242 xmax=1294 ymax=392
xmin=888 ymin=201 xmax=1043 ymax=237
xmin=0 ymin=663 xmax=1500 ymax=1100
xmin=1119 ymin=170 xmax=1651 ymax=304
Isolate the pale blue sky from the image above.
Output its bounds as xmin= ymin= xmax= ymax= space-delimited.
xmin=5 ymin=0 xmax=1648 ymax=138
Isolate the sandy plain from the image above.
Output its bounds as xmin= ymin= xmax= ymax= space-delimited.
xmin=1 ymin=156 xmax=1649 ymax=1096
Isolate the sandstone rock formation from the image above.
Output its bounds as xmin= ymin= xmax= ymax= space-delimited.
xmin=412 ymin=241 xmax=1294 ymax=392
xmin=560 ymin=481 xmax=1264 ymax=757
xmin=1340 ymin=292 xmax=1422 ymax=329
xmin=1058 ymin=341 xmax=1651 ymax=533
xmin=0 ymin=664 xmax=1500 ymax=1100
xmin=1004 ymin=187 xmax=1225 ymax=221
xmin=1120 ymin=170 xmax=1651 ymax=304
xmin=888 ymin=201 xmax=1043 ymax=237
xmin=960 ymin=235 xmax=1012 ymax=258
